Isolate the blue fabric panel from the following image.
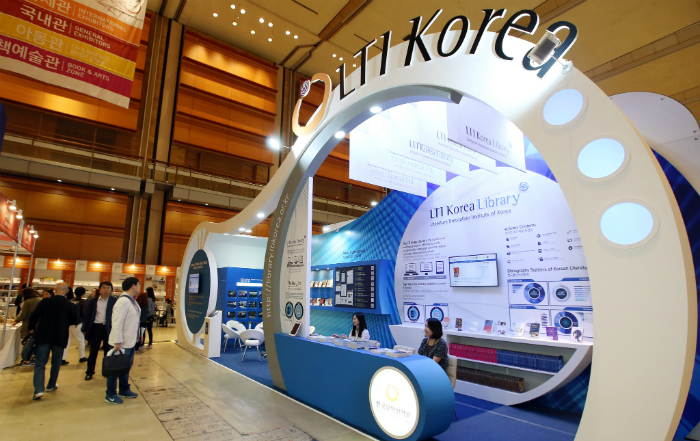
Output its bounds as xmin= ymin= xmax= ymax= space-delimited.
xmin=276 ymin=333 xmax=455 ymax=441
xmin=310 ymin=309 xmax=396 ymax=349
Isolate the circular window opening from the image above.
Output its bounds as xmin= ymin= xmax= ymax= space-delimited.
xmin=543 ymin=89 xmax=584 ymax=126
xmin=600 ymin=202 xmax=655 ymax=246
xmin=578 ymin=138 xmax=627 ymax=179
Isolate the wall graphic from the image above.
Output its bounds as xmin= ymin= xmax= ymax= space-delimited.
xmin=184 ymin=249 xmax=211 ymax=335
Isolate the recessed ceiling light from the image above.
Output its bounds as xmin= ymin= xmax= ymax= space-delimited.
xmin=240 ymin=8 xmax=245 ymax=13
xmin=322 ymin=226 xmax=330 ymax=232
xmin=233 ymin=21 xmax=237 ymax=25
xmin=178 ymin=199 xmax=181 ymax=201
xmin=371 ymin=201 xmax=378 ymax=206
xmin=268 ymin=22 xmax=273 ymax=27
xmin=339 ymin=57 xmax=343 ymax=61
xmin=334 ymin=131 xmax=345 ymax=139
xmin=257 ymin=212 xmax=264 ymax=218
xmin=259 ymin=18 xmax=264 ymax=23
xmin=213 ymin=12 xmax=218 ymax=17
xmin=239 ymin=227 xmax=245 ymax=232
xmin=294 ymin=35 xmax=298 ymax=39
xmin=205 ymin=203 xmax=209 ymax=206
xmin=251 ymin=30 xmax=255 ymax=34
xmin=230 ymin=4 xmax=235 ymax=9
xmin=370 ymin=106 xmax=382 ymax=113
xmin=286 ymin=31 xmax=290 ymax=35
xmin=332 ymin=54 xmax=336 ymax=57
xmin=353 ymin=64 xmax=356 ymax=67
xmin=268 ymin=37 xmax=272 ymax=42
xmin=57 ymin=179 xmax=62 ymax=182
xmin=245 ymin=229 xmax=252 ymax=233
xmin=111 ymin=188 xmax=115 ymax=191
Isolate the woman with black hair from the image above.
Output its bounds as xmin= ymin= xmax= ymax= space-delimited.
xmin=418 ymin=318 xmax=449 ymax=370
xmin=144 ymin=288 xmax=156 ymax=348
xmin=332 ymin=312 xmax=370 ymax=341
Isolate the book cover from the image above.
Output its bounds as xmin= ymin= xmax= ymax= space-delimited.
xmin=469 ymin=321 xmax=479 ymax=333
xmin=546 ymin=326 xmax=558 ymax=341
xmin=529 ymin=323 xmax=540 ymax=338
xmin=514 ymin=323 xmax=526 ymax=337
xmin=496 ymin=321 xmax=507 ymax=336
xmin=571 ymin=327 xmax=585 ymax=343
xmin=456 ymin=318 xmax=463 ymax=331
xmin=483 ymin=320 xmax=494 ymax=333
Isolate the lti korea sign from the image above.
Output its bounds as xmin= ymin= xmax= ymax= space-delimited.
xmin=0 ymin=0 xmax=148 ymax=108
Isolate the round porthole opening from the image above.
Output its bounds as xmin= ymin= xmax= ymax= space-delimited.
xmin=600 ymin=202 xmax=655 ymax=246
xmin=578 ymin=138 xmax=627 ymax=179
xmin=543 ymin=89 xmax=584 ymax=126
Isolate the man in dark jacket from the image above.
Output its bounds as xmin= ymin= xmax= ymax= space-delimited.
xmin=82 ymin=281 xmax=117 ymax=381
xmin=28 ymin=282 xmax=78 ymax=400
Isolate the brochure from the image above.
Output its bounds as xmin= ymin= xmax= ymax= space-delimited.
xmin=483 ymin=320 xmax=494 ymax=333
xmin=469 ymin=321 xmax=479 ymax=333
xmin=571 ymin=326 xmax=585 ymax=343
xmin=456 ymin=318 xmax=463 ymax=331
xmin=515 ymin=323 xmax=526 ymax=337
xmin=496 ymin=321 xmax=508 ymax=336
xmin=545 ymin=326 xmax=558 ymax=341
xmin=529 ymin=323 xmax=541 ymax=338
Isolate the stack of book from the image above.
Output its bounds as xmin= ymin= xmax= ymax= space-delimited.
xmin=456 ymin=367 xmax=525 ymax=393
xmin=449 ymin=343 xmax=564 ymax=373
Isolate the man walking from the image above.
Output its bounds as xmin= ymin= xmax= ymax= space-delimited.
xmin=28 ymin=282 xmax=78 ymax=400
xmin=105 ymin=277 xmax=141 ymax=404
xmin=63 ymin=286 xmax=88 ymax=365
xmin=82 ymin=282 xmax=117 ymax=381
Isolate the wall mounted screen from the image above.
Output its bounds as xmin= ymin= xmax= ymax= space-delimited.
xmin=188 ymin=273 xmax=200 ymax=294
xmin=449 ymin=254 xmax=498 ymax=287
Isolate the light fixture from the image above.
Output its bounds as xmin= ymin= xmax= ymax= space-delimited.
xmin=334 ymin=131 xmax=345 ymax=139
xmin=259 ymin=18 xmax=264 ymax=23
xmin=230 ymin=4 xmax=235 ymax=9
xmin=34 ymin=234 xmax=39 ymax=238
xmin=294 ymin=35 xmax=298 ymax=39
xmin=286 ymin=30 xmax=290 ymax=35
xmin=267 ymin=137 xmax=280 ymax=150
xmin=528 ymin=31 xmax=573 ymax=72
xmin=238 ymin=227 xmax=245 ymax=232
xmin=205 ymin=203 xmax=209 ymax=206
xmin=9 ymin=200 xmax=16 ymax=211
xmin=245 ymin=229 xmax=252 ymax=233
xmin=240 ymin=8 xmax=245 ymax=13
xmin=371 ymin=201 xmax=378 ymax=206
xmin=268 ymin=22 xmax=273 ymax=27
xmin=251 ymin=30 xmax=255 ymax=34
xmin=257 ymin=212 xmax=265 ymax=218
xmin=339 ymin=57 xmax=343 ymax=61
xmin=268 ymin=37 xmax=272 ymax=42
xmin=178 ymin=199 xmax=181 ymax=201
xmin=213 ymin=12 xmax=218 ymax=17
xmin=29 ymin=226 xmax=35 ymax=234
xmin=322 ymin=226 xmax=330 ymax=232
xmin=111 ymin=188 xmax=115 ymax=191
xmin=353 ymin=64 xmax=356 ymax=67
xmin=233 ymin=21 xmax=237 ymax=26
xmin=16 ymin=210 xmax=23 ymax=219
xmin=370 ymin=106 xmax=382 ymax=114
xmin=57 ymin=179 xmax=62 ymax=182
xmin=332 ymin=54 xmax=336 ymax=57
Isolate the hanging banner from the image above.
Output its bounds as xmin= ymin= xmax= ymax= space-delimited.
xmin=3 ymin=255 xmax=31 ymax=268
xmin=0 ymin=0 xmax=148 ymax=108
xmin=62 ymin=270 xmax=74 ymax=286
xmin=0 ymin=194 xmax=21 ymax=242
xmin=165 ymin=275 xmax=175 ymax=299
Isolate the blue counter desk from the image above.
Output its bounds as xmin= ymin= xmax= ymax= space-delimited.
xmin=275 ymin=334 xmax=455 ymax=441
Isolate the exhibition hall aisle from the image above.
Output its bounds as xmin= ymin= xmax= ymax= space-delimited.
xmin=0 ymin=342 xmax=371 ymax=441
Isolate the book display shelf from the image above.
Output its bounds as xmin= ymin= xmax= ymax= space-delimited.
xmin=389 ymin=324 xmax=593 ymax=405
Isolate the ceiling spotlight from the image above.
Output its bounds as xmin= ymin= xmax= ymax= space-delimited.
xmin=371 ymin=201 xmax=378 ymax=206
xmin=353 ymin=64 xmax=356 ymax=67
xmin=213 ymin=12 xmax=218 ymax=17
xmin=16 ymin=210 xmax=23 ymax=219
xmin=230 ymin=4 xmax=235 ymax=9
xmin=332 ymin=54 xmax=336 ymax=57
xmin=370 ymin=106 xmax=382 ymax=113
xmin=268 ymin=22 xmax=273 ymax=27
xmin=238 ymin=227 xmax=245 ymax=232
xmin=240 ymin=8 xmax=245 ymax=13
xmin=34 ymin=234 xmax=39 ymax=238
xmin=528 ymin=31 xmax=560 ymax=66
xmin=286 ymin=31 xmax=290 ymax=35
xmin=334 ymin=131 xmax=345 ymax=139
xmin=259 ymin=18 xmax=264 ymax=23
xmin=251 ymin=30 xmax=255 ymax=34
xmin=9 ymin=200 xmax=16 ymax=211
xmin=111 ymin=188 xmax=115 ymax=191
xmin=29 ymin=226 xmax=35 ymax=234
xmin=233 ymin=21 xmax=237 ymax=25
xmin=205 ymin=203 xmax=209 ymax=206
xmin=339 ymin=57 xmax=344 ymax=61
xmin=257 ymin=212 xmax=265 ymax=218
xmin=294 ymin=35 xmax=298 ymax=39
xmin=245 ymin=229 xmax=252 ymax=233
xmin=178 ymin=199 xmax=181 ymax=201
xmin=267 ymin=137 xmax=280 ymax=150
xmin=322 ymin=226 xmax=330 ymax=232
xmin=57 ymin=179 xmax=62 ymax=182
xmin=268 ymin=37 xmax=272 ymax=42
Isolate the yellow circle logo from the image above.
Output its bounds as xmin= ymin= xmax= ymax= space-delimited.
xmin=386 ymin=385 xmax=399 ymax=401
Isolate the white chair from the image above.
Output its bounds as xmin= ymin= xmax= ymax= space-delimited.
xmin=309 ymin=325 xmax=316 ymax=335
xmin=239 ymin=329 xmax=265 ymax=361
xmin=393 ymin=344 xmax=416 ymax=354
xmin=221 ymin=324 xmax=240 ymax=352
xmin=255 ymin=322 xmax=264 ymax=331
xmin=226 ymin=320 xmax=245 ymax=332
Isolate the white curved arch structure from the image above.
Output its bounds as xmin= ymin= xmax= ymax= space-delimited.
xmin=178 ymin=30 xmax=696 ymax=441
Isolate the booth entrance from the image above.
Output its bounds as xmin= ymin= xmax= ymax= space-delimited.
xmin=177 ymin=25 xmax=696 ymax=441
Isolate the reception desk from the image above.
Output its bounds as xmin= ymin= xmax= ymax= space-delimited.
xmin=275 ymin=334 xmax=454 ymax=441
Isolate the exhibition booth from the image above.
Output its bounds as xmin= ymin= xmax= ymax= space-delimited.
xmin=176 ymin=14 xmax=697 ymax=441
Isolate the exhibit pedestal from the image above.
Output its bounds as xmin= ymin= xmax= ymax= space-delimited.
xmin=203 ymin=311 xmax=222 ymax=358
xmin=390 ymin=324 xmax=592 ymax=405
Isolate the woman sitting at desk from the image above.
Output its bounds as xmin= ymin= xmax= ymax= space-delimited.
xmin=332 ymin=312 xmax=370 ymax=341
xmin=418 ymin=318 xmax=448 ymax=370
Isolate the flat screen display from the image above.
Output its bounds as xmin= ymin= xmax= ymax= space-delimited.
xmin=188 ymin=274 xmax=200 ymax=294
xmin=449 ymin=254 xmax=498 ymax=287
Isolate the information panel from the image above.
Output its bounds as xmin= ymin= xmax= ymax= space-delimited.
xmin=335 ymin=264 xmax=376 ymax=309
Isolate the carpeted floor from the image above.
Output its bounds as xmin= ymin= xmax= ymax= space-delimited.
xmin=212 ymin=346 xmax=582 ymax=441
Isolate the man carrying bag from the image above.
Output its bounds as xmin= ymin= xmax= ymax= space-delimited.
xmin=104 ymin=277 xmax=141 ymax=404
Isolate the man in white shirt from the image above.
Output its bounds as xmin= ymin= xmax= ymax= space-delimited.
xmin=105 ymin=277 xmax=141 ymax=404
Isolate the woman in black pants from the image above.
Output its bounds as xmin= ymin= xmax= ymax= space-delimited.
xmin=144 ymin=288 xmax=156 ymax=348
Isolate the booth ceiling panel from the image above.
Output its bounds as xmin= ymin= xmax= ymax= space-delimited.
xmin=251 ymin=0 xmax=349 ymax=35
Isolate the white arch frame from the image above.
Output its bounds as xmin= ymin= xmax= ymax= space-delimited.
xmin=177 ymin=31 xmax=696 ymax=441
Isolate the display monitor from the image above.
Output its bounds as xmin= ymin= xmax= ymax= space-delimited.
xmin=188 ymin=274 xmax=200 ymax=294
xmin=449 ymin=254 xmax=499 ymax=287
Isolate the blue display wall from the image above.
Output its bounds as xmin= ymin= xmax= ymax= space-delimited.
xmin=217 ymin=267 xmax=264 ymax=337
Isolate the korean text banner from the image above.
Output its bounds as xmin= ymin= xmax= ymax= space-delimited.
xmin=0 ymin=0 xmax=148 ymax=108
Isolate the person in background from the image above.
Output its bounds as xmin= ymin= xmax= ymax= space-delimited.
xmin=82 ymin=282 xmax=118 ymax=381
xmin=89 ymin=288 xmax=97 ymax=299
xmin=14 ymin=284 xmax=27 ymax=316
xmin=135 ymin=292 xmax=148 ymax=351
xmin=332 ymin=312 xmax=370 ymax=341
xmin=105 ymin=277 xmax=141 ymax=404
xmin=417 ymin=318 xmax=448 ymax=371
xmin=66 ymin=287 xmax=74 ymax=301
xmin=63 ymin=287 xmax=88 ymax=364
xmin=14 ymin=288 xmax=41 ymax=366
xmin=28 ymin=282 xmax=78 ymax=400
xmin=162 ymin=298 xmax=173 ymax=327
xmin=42 ymin=289 xmax=54 ymax=299
xmin=144 ymin=288 xmax=156 ymax=348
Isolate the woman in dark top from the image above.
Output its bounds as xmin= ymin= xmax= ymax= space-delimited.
xmin=418 ymin=318 xmax=448 ymax=370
